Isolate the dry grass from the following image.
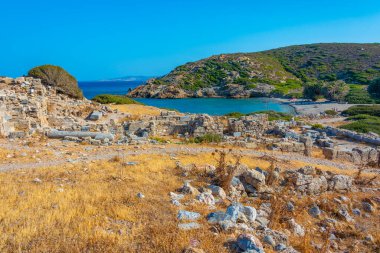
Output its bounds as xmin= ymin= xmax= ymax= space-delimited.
xmin=0 ymin=153 xmax=234 ymax=253
xmin=0 ymin=142 xmax=378 ymax=253
xmin=110 ymin=104 xmax=163 ymax=117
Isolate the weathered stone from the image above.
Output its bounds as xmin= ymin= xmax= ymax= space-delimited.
xmin=177 ymin=210 xmax=201 ymax=221
xmin=208 ymin=185 xmax=226 ymax=199
xmin=328 ymin=175 xmax=353 ymax=192
xmin=236 ymin=234 xmax=264 ymax=253
xmin=179 ymin=182 xmax=199 ymax=195
xmin=308 ymin=205 xmax=321 ymax=218
xmin=196 ymin=192 xmax=215 ymax=206
xmin=178 ymin=222 xmax=201 ymax=230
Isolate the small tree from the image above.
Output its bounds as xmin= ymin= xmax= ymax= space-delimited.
xmin=28 ymin=65 xmax=83 ymax=99
xmin=368 ymin=78 xmax=380 ymax=98
xmin=303 ymin=81 xmax=324 ymax=101
xmin=323 ymin=80 xmax=349 ymax=102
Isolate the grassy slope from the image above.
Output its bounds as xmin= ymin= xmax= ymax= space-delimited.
xmin=340 ymin=105 xmax=380 ymax=134
xmin=149 ymin=43 xmax=380 ymax=97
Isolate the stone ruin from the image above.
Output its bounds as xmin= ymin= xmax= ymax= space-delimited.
xmin=123 ymin=112 xmax=269 ymax=140
xmin=0 ymin=76 xmax=117 ymax=140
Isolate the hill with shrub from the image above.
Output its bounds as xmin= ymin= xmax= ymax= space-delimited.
xmin=129 ymin=43 xmax=380 ymax=101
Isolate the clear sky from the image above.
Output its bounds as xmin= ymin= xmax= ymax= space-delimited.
xmin=1 ymin=0 xmax=380 ymax=81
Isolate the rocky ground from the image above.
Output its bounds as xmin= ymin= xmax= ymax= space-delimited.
xmin=0 ymin=137 xmax=379 ymax=252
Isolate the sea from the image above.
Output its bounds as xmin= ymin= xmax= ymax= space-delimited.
xmin=78 ymin=81 xmax=294 ymax=115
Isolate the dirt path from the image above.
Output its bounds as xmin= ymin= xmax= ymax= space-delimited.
xmin=0 ymin=145 xmax=356 ymax=172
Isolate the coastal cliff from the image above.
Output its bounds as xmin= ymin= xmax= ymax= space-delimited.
xmin=128 ymin=43 xmax=380 ymax=99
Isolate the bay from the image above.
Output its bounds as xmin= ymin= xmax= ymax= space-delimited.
xmin=79 ymin=81 xmax=294 ymax=115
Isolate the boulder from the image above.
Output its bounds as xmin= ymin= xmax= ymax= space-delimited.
xmin=179 ymin=182 xmax=199 ymax=195
xmin=196 ymin=192 xmax=215 ymax=206
xmin=236 ymin=234 xmax=264 ymax=253
xmin=328 ymin=175 xmax=353 ymax=192
xmin=208 ymin=185 xmax=226 ymax=199
xmin=241 ymin=170 xmax=266 ymax=191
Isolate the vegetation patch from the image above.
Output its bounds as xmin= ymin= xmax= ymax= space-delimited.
xmin=225 ymin=110 xmax=293 ymax=121
xmin=342 ymin=105 xmax=380 ymax=117
xmin=340 ymin=116 xmax=380 ymax=135
xmin=345 ymin=84 xmax=376 ymax=104
xmin=28 ymin=65 xmax=83 ymax=99
xmin=92 ymin=94 xmax=142 ymax=105
xmin=341 ymin=105 xmax=380 ymax=134
xmin=188 ymin=133 xmax=223 ymax=143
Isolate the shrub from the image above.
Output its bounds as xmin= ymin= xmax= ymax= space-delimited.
xmin=343 ymin=105 xmax=380 ymax=117
xmin=345 ymin=84 xmax=375 ymax=104
xmin=323 ymin=80 xmax=349 ymax=102
xmin=213 ymin=150 xmax=240 ymax=191
xmin=368 ymin=78 xmax=380 ymax=98
xmin=194 ymin=133 xmax=222 ymax=143
xmin=303 ymin=80 xmax=349 ymax=101
xmin=225 ymin=112 xmax=245 ymax=118
xmin=303 ymin=81 xmax=325 ymax=101
xmin=254 ymin=110 xmax=293 ymax=121
xmin=28 ymin=65 xmax=83 ymax=99
xmin=92 ymin=94 xmax=142 ymax=105
xmin=340 ymin=118 xmax=380 ymax=135
xmin=311 ymin=123 xmax=324 ymax=130
xmin=324 ymin=110 xmax=338 ymax=116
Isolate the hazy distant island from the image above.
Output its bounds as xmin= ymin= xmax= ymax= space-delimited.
xmin=129 ymin=43 xmax=380 ymax=104
xmin=97 ymin=76 xmax=154 ymax=82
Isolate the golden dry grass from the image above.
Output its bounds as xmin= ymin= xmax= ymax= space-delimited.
xmin=110 ymin=104 xmax=162 ymax=117
xmin=0 ymin=146 xmax=378 ymax=253
xmin=0 ymin=153 xmax=235 ymax=253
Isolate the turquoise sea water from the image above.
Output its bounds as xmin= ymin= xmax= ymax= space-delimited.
xmin=135 ymin=97 xmax=294 ymax=115
xmin=79 ymin=81 xmax=294 ymax=115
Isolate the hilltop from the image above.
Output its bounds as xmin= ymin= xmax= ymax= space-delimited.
xmin=128 ymin=43 xmax=380 ymax=99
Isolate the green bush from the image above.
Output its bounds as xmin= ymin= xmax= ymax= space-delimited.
xmin=340 ymin=117 xmax=380 ymax=135
xmin=345 ymin=84 xmax=375 ymax=104
xmin=225 ymin=112 xmax=245 ymax=118
xmin=343 ymin=105 xmax=380 ymax=117
xmin=368 ymin=78 xmax=380 ymax=98
xmin=253 ymin=110 xmax=293 ymax=121
xmin=192 ymin=133 xmax=222 ymax=143
xmin=324 ymin=110 xmax=338 ymax=116
xmin=92 ymin=94 xmax=142 ymax=105
xmin=311 ymin=123 xmax=324 ymax=129
xmin=28 ymin=65 xmax=82 ymax=99
xmin=303 ymin=81 xmax=349 ymax=101
xmin=303 ymin=81 xmax=325 ymax=101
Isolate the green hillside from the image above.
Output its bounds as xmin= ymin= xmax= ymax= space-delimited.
xmin=129 ymin=43 xmax=380 ymax=100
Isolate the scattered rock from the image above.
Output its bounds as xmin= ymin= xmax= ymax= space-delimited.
xmin=328 ymin=175 xmax=353 ymax=192
xmin=236 ymin=234 xmax=264 ymax=253
xmin=178 ymin=222 xmax=201 ymax=230
xmin=263 ymin=235 xmax=276 ymax=247
xmin=179 ymin=182 xmax=200 ymax=195
xmin=362 ymin=201 xmax=374 ymax=213
xmin=177 ymin=210 xmax=201 ymax=221
xmin=275 ymin=243 xmax=287 ymax=251
xmin=32 ymin=178 xmax=42 ymax=184
xmin=308 ymin=205 xmax=321 ymax=218
xmin=287 ymin=218 xmax=305 ymax=236
xmin=208 ymin=185 xmax=226 ymax=199
xmin=196 ymin=192 xmax=215 ymax=206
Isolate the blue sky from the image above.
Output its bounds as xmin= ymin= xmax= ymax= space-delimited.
xmin=1 ymin=0 xmax=380 ymax=81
